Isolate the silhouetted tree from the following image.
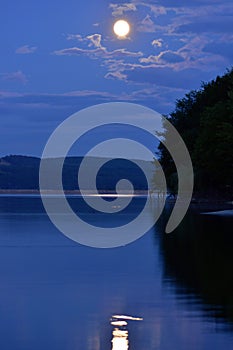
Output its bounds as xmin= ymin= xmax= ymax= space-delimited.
xmin=158 ymin=68 xmax=233 ymax=198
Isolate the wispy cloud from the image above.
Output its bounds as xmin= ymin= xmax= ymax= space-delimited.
xmin=54 ymin=46 xmax=143 ymax=59
xmin=203 ymin=41 xmax=233 ymax=61
xmin=125 ymin=66 xmax=214 ymax=90
xmin=67 ymin=33 xmax=103 ymax=48
xmin=0 ymin=90 xmax=116 ymax=108
xmin=138 ymin=15 xmax=156 ymax=32
xmin=109 ymin=1 xmax=167 ymax=17
xmin=151 ymin=39 xmax=163 ymax=47
xmin=0 ymin=71 xmax=28 ymax=84
xmin=177 ymin=16 xmax=233 ymax=34
xmin=67 ymin=33 xmax=84 ymax=41
xmin=0 ymin=86 xmax=188 ymax=114
xmin=140 ymin=51 xmax=185 ymax=64
xmin=109 ymin=3 xmax=137 ymax=16
xmin=62 ymin=90 xmax=114 ymax=98
xmin=86 ymin=34 xmax=102 ymax=48
xmin=54 ymin=33 xmax=143 ymax=59
xmin=15 ymin=45 xmax=37 ymax=54
xmin=105 ymin=71 xmax=128 ymax=81
xmin=0 ymin=91 xmax=22 ymax=98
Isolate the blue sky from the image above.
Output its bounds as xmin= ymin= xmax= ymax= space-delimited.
xmin=0 ymin=0 xmax=232 ymax=156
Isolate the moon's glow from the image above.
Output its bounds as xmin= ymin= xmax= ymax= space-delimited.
xmin=113 ymin=20 xmax=130 ymax=37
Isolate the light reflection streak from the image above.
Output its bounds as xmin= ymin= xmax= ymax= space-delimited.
xmin=112 ymin=315 xmax=143 ymax=321
xmin=110 ymin=314 xmax=143 ymax=350
xmin=111 ymin=327 xmax=129 ymax=350
xmin=111 ymin=321 xmax=128 ymax=326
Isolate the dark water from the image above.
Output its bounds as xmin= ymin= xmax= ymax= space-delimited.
xmin=0 ymin=195 xmax=232 ymax=350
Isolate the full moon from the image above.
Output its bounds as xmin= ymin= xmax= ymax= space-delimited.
xmin=113 ymin=20 xmax=130 ymax=37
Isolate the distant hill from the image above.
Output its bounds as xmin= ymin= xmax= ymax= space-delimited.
xmin=0 ymin=155 xmax=154 ymax=191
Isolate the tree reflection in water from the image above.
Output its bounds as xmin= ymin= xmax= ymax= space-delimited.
xmin=156 ymin=204 xmax=233 ymax=330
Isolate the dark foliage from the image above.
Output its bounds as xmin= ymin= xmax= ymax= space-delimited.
xmin=158 ymin=68 xmax=233 ymax=198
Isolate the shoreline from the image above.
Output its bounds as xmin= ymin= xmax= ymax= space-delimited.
xmin=0 ymin=189 xmax=149 ymax=195
xmin=0 ymin=190 xmax=232 ymax=214
xmin=0 ymin=189 xmax=232 ymax=204
xmin=0 ymin=189 xmax=232 ymax=199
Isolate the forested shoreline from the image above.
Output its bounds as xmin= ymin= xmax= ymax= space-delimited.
xmin=158 ymin=68 xmax=233 ymax=199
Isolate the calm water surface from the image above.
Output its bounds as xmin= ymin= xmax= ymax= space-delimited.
xmin=0 ymin=195 xmax=232 ymax=350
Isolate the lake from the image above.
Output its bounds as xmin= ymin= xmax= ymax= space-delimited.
xmin=0 ymin=195 xmax=232 ymax=350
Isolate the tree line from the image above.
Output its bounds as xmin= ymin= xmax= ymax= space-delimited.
xmin=157 ymin=68 xmax=233 ymax=198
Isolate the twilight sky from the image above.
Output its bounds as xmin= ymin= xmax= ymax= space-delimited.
xmin=0 ymin=0 xmax=232 ymax=156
